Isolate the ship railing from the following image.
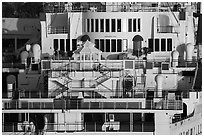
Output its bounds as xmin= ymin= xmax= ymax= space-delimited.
xmin=2 ymin=122 xmax=155 ymax=134
xmin=45 ymin=60 xmax=123 ymax=71
xmin=43 ymin=3 xmax=171 ymax=13
xmin=2 ymin=98 xmax=182 ymax=110
xmin=41 ymin=59 xmax=198 ymax=72
xmin=47 ymin=26 xmax=68 ymax=34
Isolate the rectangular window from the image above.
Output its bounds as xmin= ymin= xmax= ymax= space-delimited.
xmin=87 ymin=19 xmax=90 ymax=32
xmin=167 ymin=39 xmax=172 ymax=51
xmin=105 ymin=19 xmax=110 ymax=32
xmin=72 ymin=39 xmax=77 ymax=51
xmin=84 ymin=19 xmax=86 ymax=32
xmin=17 ymin=39 xmax=29 ymax=49
xmin=95 ymin=39 xmax=99 ymax=49
xmin=128 ymin=19 xmax=132 ymax=32
xmin=100 ymin=39 xmax=104 ymax=52
xmin=138 ymin=18 xmax=141 ymax=32
xmin=133 ymin=19 xmax=137 ymax=32
xmin=100 ymin=19 xmax=104 ymax=32
xmin=95 ymin=19 xmax=99 ymax=32
xmin=117 ymin=39 xmax=122 ymax=52
xmin=111 ymin=19 xmax=116 ymax=32
xmin=155 ymin=39 xmax=159 ymax=51
xmin=91 ymin=19 xmax=94 ymax=32
xmin=148 ymin=39 xmax=154 ymax=52
xmin=53 ymin=39 xmax=58 ymax=50
xmin=60 ymin=39 xmax=65 ymax=51
xmin=66 ymin=39 xmax=70 ymax=51
xmin=161 ymin=39 xmax=166 ymax=51
xmin=117 ymin=19 xmax=121 ymax=32
xmin=111 ymin=39 xmax=116 ymax=52
xmin=2 ymin=38 xmax=15 ymax=53
xmin=106 ymin=39 xmax=110 ymax=52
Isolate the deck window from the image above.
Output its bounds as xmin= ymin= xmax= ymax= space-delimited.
xmin=148 ymin=39 xmax=154 ymax=52
xmin=95 ymin=39 xmax=99 ymax=49
xmin=87 ymin=19 xmax=90 ymax=32
xmin=105 ymin=19 xmax=110 ymax=32
xmin=100 ymin=19 xmax=104 ymax=32
xmin=17 ymin=39 xmax=29 ymax=49
xmin=117 ymin=19 xmax=121 ymax=32
xmin=111 ymin=39 xmax=116 ymax=52
xmin=60 ymin=39 xmax=65 ymax=51
xmin=53 ymin=39 xmax=58 ymax=50
xmin=100 ymin=39 xmax=104 ymax=52
xmin=95 ymin=19 xmax=99 ymax=32
xmin=66 ymin=39 xmax=70 ymax=51
xmin=91 ymin=19 xmax=94 ymax=32
xmin=133 ymin=19 xmax=137 ymax=32
xmin=105 ymin=39 xmax=110 ymax=52
xmin=111 ymin=19 xmax=116 ymax=32
xmin=128 ymin=19 xmax=132 ymax=32
xmin=138 ymin=18 xmax=141 ymax=32
xmin=167 ymin=38 xmax=172 ymax=51
xmin=117 ymin=39 xmax=122 ymax=52
xmin=155 ymin=39 xmax=159 ymax=51
xmin=161 ymin=38 xmax=166 ymax=51
xmin=72 ymin=39 xmax=77 ymax=51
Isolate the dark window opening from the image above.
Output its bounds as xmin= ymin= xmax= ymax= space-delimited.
xmin=100 ymin=19 xmax=104 ymax=32
xmin=138 ymin=18 xmax=141 ymax=32
xmin=106 ymin=19 xmax=110 ymax=32
xmin=87 ymin=19 xmax=90 ymax=32
xmin=128 ymin=19 xmax=132 ymax=32
xmin=106 ymin=39 xmax=110 ymax=52
xmin=95 ymin=19 xmax=99 ymax=32
xmin=66 ymin=39 xmax=70 ymax=51
xmin=161 ymin=39 xmax=166 ymax=51
xmin=72 ymin=39 xmax=77 ymax=51
xmin=95 ymin=39 xmax=99 ymax=49
xmin=133 ymin=113 xmax=142 ymax=132
xmin=111 ymin=19 xmax=116 ymax=32
xmin=60 ymin=39 xmax=65 ymax=51
xmin=91 ymin=19 xmax=94 ymax=32
xmin=117 ymin=39 xmax=122 ymax=52
xmin=133 ymin=19 xmax=137 ymax=32
xmin=3 ymin=38 xmax=15 ymax=53
xmin=117 ymin=19 xmax=121 ymax=32
xmin=148 ymin=39 xmax=154 ymax=52
xmin=53 ymin=39 xmax=58 ymax=50
xmin=100 ymin=39 xmax=104 ymax=52
xmin=143 ymin=113 xmax=155 ymax=132
xmin=167 ymin=39 xmax=172 ymax=51
xmin=17 ymin=39 xmax=29 ymax=49
xmin=155 ymin=39 xmax=159 ymax=51
xmin=111 ymin=39 xmax=116 ymax=52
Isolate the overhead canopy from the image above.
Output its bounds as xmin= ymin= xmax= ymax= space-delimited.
xmin=132 ymin=35 xmax=143 ymax=41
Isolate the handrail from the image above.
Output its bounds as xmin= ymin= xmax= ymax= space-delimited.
xmin=2 ymin=121 xmax=155 ymax=133
xmin=2 ymin=98 xmax=182 ymax=110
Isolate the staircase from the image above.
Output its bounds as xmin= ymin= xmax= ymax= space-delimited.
xmin=91 ymin=64 xmax=112 ymax=89
xmin=50 ymin=71 xmax=72 ymax=98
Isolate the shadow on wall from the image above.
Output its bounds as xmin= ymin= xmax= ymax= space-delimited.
xmin=176 ymin=43 xmax=185 ymax=66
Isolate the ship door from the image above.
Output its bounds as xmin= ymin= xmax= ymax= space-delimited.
xmin=132 ymin=35 xmax=143 ymax=57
